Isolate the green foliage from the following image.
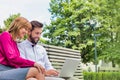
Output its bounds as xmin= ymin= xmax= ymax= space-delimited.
xmin=0 ymin=13 xmax=20 ymax=33
xmin=4 ymin=13 xmax=20 ymax=30
xmin=39 ymin=38 xmax=48 ymax=44
xmin=43 ymin=0 xmax=120 ymax=64
xmin=98 ymin=0 xmax=120 ymax=66
xmin=83 ymin=72 xmax=120 ymax=80
xmin=0 ymin=28 xmax=3 ymax=33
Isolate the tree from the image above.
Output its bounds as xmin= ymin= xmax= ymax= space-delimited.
xmin=43 ymin=0 xmax=102 ymax=62
xmin=98 ymin=0 xmax=120 ymax=67
xmin=0 ymin=13 xmax=20 ymax=33
xmin=43 ymin=0 xmax=120 ymax=64
xmin=4 ymin=13 xmax=20 ymax=30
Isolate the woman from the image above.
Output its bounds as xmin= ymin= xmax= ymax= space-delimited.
xmin=0 ymin=17 xmax=45 ymax=80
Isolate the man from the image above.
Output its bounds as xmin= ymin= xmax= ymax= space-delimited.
xmin=18 ymin=21 xmax=64 ymax=80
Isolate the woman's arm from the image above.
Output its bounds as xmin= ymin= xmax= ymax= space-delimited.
xmin=0 ymin=32 xmax=35 ymax=68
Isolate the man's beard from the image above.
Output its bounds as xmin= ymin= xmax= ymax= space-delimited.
xmin=29 ymin=35 xmax=39 ymax=45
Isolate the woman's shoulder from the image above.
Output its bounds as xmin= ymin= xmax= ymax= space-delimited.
xmin=0 ymin=31 xmax=11 ymax=39
xmin=0 ymin=31 xmax=9 ymax=35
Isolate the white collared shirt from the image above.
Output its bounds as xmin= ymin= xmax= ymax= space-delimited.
xmin=17 ymin=40 xmax=53 ymax=70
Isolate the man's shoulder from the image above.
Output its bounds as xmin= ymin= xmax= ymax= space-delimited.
xmin=18 ymin=40 xmax=28 ymax=47
xmin=19 ymin=40 xmax=26 ymax=44
xmin=36 ymin=44 xmax=44 ymax=48
xmin=36 ymin=44 xmax=47 ymax=51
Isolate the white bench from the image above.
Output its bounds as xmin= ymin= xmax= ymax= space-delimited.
xmin=43 ymin=44 xmax=83 ymax=80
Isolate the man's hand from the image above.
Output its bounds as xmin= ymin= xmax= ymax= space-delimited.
xmin=45 ymin=69 xmax=59 ymax=76
xmin=34 ymin=62 xmax=45 ymax=74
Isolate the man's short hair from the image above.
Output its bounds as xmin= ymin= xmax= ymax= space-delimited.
xmin=30 ymin=21 xmax=43 ymax=31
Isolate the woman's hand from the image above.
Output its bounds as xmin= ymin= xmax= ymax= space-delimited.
xmin=34 ymin=63 xmax=45 ymax=74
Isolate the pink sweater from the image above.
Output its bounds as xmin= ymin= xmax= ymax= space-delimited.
xmin=0 ymin=31 xmax=34 ymax=68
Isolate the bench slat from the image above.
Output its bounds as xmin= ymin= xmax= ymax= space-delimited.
xmin=42 ymin=44 xmax=83 ymax=80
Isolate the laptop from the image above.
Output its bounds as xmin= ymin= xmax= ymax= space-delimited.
xmin=59 ymin=58 xmax=80 ymax=78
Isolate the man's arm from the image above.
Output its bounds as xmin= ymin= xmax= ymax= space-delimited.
xmin=42 ymin=46 xmax=59 ymax=76
xmin=43 ymin=47 xmax=54 ymax=70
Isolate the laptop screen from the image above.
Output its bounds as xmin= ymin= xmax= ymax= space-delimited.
xmin=59 ymin=58 xmax=80 ymax=78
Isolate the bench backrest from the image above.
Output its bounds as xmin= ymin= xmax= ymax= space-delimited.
xmin=43 ymin=44 xmax=83 ymax=80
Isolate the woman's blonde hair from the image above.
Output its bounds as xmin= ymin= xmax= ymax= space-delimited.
xmin=8 ymin=17 xmax=31 ymax=40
